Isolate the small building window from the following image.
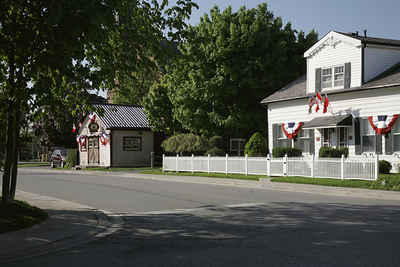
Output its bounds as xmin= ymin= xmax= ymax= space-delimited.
xmin=123 ymin=136 xmax=142 ymax=151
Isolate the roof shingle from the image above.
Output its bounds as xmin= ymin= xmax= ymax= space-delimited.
xmin=93 ymin=104 xmax=150 ymax=129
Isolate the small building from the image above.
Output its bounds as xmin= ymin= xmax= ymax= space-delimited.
xmin=77 ymin=104 xmax=154 ymax=167
xmin=261 ymin=31 xmax=400 ymax=170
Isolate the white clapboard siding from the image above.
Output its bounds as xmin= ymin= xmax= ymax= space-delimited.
xmin=268 ymin=86 xmax=400 ymax=153
xmin=306 ymin=34 xmax=362 ymax=94
xmin=364 ymin=45 xmax=400 ymax=82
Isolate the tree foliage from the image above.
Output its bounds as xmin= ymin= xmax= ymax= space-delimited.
xmin=144 ymin=3 xmax=318 ymax=137
xmin=0 ymin=0 xmax=197 ymax=202
xmin=162 ymin=133 xmax=209 ymax=155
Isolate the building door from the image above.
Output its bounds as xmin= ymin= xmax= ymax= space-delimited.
xmin=88 ymin=137 xmax=100 ymax=164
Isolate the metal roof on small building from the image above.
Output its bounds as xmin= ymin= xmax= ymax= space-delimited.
xmin=93 ymin=104 xmax=151 ymax=130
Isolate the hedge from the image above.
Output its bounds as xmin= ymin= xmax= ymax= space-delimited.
xmin=272 ymin=147 xmax=302 ymax=158
xmin=319 ymin=147 xmax=349 ymax=158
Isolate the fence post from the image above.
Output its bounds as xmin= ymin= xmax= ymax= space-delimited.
xmin=245 ymin=154 xmax=248 ymax=176
xmin=375 ymin=154 xmax=379 ymax=180
xmin=341 ymin=154 xmax=345 ymax=180
xmin=284 ymin=154 xmax=288 ymax=176
xmin=162 ymin=154 xmax=165 ymax=172
xmin=267 ymin=154 xmax=271 ymax=177
xmin=225 ymin=154 xmax=228 ymax=175
xmin=191 ymin=154 xmax=194 ymax=173
xmin=208 ymin=154 xmax=210 ymax=174
xmin=311 ymin=154 xmax=314 ymax=178
xmin=176 ymin=154 xmax=179 ymax=173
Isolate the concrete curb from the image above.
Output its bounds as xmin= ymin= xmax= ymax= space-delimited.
xmin=20 ymin=167 xmax=400 ymax=201
xmin=0 ymin=191 xmax=123 ymax=264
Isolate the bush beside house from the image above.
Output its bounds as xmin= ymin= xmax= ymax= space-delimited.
xmin=65 ymin=149 xmax=78 ymax=168
xmin=205 ymin=136 xmax=225 ymax=156
xmin=272 ymin=147 xmax=302 ymax=158
xmin=379 ymin=160 xmax=392 ymax=174
xmin=244 ymin=132 xmax=267 ymax=157
xmin=319 ymin=147 xmax=349 ymax=158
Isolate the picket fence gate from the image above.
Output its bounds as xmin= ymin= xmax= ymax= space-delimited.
xmin=162 ymin=154 xmax=379 ymax=181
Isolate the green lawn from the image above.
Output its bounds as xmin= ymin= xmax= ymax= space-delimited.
xmin=18 ymin=162 xmax=50 ymax=168
xmin=140 ymin=169 xmax=265 ymax=181
xmin=82 ymin=167 xmax=159 ymax=172
xmin=0 ymin=198 xmax=48 ymax=234
xmin=271 ymin=173 xmax=400 ymax=191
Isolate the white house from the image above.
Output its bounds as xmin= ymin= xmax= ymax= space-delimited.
xmin=77 ymin=104 xmax=154 ymax=167
xmin=261 ymin=31 xmax=400 ymax=170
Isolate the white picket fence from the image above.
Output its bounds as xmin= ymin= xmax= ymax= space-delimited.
xmin=162 ymin=154 xmax=379 ymax=181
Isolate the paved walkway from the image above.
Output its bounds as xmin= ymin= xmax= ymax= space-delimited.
xmin=0 ymin=190 xmax=122 ymax=264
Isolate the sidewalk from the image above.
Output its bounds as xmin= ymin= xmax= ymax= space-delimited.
xmin=0 ymin=190 xmax=123 ymax=264
xmin=21 ymin=167 xmax=400 ymax=201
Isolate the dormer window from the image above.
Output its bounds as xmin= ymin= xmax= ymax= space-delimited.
xmin=316 ymin=63 xmax=349 ymax=91
xmin=321 ymin=65 xmax=344 ymax=89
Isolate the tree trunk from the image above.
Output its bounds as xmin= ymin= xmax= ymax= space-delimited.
xmin=2 ymin=102 xmax=15 ymax=203
xmin=10 ymin=106 xmax=21 ymax=200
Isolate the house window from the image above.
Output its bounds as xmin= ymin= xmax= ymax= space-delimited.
xmin=123 ymin=136 xmax=142 ymax=151
xmin=230 ymin=138 xmax=246 ymax=156
xmin=336 ymin=128 xmax=349 ymax=147
xmin=334 ymin=66 xmax=344 ymax=87
xmin=277 ymin=127 xmax=291 ymax=148
xmin=393 ymin=120 xmax=400 ymax=152
xmin=321 ymin=68 xmax=332 ymax=89
xmin=361 ymin=119 xmax=375 ymax=152
xmin=321 ymin=65 xmax=344 ymax=89
xmin=322 ymin=128 xmax=333 ymax=147
xmin=295 ymin=129 xmax=312 ymax=153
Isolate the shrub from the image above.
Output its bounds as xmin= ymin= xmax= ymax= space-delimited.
xmin=209 ymin=136 xmax=224 ymax=149
xmin=205 ymin=147 xmax=226 ymax=156
xmin=162 ymin=133 xmax=209 ymax=155
xmin=272 ymin=147 xmax=302 ymax=158
xmin=65 ymin=149 xmax=78 ymax=168
xmin=379 ymin=160 xmax=392 ymax=174
xmin=319 ymin=147 xmax=349 ymax=158
xmin=244 ymin=132 xmax=267 ymax=157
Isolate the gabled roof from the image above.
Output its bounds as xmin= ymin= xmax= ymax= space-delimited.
xmin=337 ymin=31 xmax=400 ymax=47
xmin=261 ymin=62 xmax=400 ymax=104
xmin=93 ymin=104 xmax=151 ymax=130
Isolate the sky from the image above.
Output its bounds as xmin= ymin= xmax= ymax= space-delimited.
xmin=187 ymin=0 xmax=400 ymax=40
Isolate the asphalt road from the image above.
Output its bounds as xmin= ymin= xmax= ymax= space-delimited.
xmin=9 ymin=168 xmax=400 ymax=266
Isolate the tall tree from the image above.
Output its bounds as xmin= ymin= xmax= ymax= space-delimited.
xmin=144 ymin=3 xmax=317 ymax=137
xmin=0 ymin=0 xmax=197 ymax=202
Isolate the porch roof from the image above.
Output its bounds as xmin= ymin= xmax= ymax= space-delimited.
xmin=302 ymin=115 xmax=352 ymax=129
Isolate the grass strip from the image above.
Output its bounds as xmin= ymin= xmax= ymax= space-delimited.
xmin=0 ymin=198 xmax=48 ymax=234
xmin=140 ymin=170 xmax=265 ymax=181
xmin=271 ymin=174 xmax=400 ymax=191
xmin=18 ymin=163 xmax=50 ymax=168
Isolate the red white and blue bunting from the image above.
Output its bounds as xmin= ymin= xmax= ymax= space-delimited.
xmin=282 ymin=122 xmax=303 ymax=139
xmin=76 ymin=135 xmax=87 ymax=147
xmin=368 ymin=115 xmax=399 ymax=135
xmin=100 ymin=133 xmax=110 ymax=145
xmin=88 ymin=112 xmax=96 ymax=123
xmin=308 ymin=92 xmax=329 ymax=114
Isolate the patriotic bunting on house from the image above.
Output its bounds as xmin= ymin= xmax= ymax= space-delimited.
xmin=100 ymin=133 xmax=110 ymax=145
xmin=88 ymin=112 xmax=96 ymax=123
xmin=72 ymin=123 xmax=77 ymax=133
xmin=308 ymin=92 xmax=329 ymax=114
xmin=282 ymin=122 xmax=303 ymax=139
xmin=368 ymin=115 xmax=399 ymax=135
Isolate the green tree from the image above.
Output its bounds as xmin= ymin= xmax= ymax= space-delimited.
xmin=144 ymin=3 xmax=317 ymax=138
xmin=0 ymin=0 xmax=197 ymax=202
xmin=244 ymin=132 xmax=267 ymax=156
xmin=162 ymin=133 xmax=209 ymax=155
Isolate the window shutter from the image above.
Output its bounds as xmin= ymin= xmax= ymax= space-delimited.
xmin=354 ymin=118 xmax=361 ymax=155
xmin=376 ymin=135 xmax=382 ymax=154
xmin=385 ymin=133 xmax=393 ymax=155
xmin=310 ymin=129 xmax=315 ymax=155
xmin=315 ymin=68 xmax=322 ymax=92
xmin=273 ymin=124 xmax=279 ymax=149
xmin=344 ymin=62 xmax=351 ymax=88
